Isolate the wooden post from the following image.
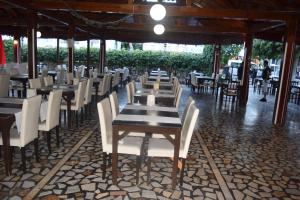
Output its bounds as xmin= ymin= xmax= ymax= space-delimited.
xmin=239 ymin=34 xmax=253 ymax=106
xmin=13 ymin=36 xmax=21 ymax=64
xmin=99 ymin=40 xmax=106 ymax=73
xmin=67 ymin=24 xmax=74 ymax=73
xmin=273 ymin=20 xmax=298 ymax=125
xmin=87 ymin=39 xmax=90 ymax=77
xmin=56 ymin=38 xmax=60 ymax=65
xmin=213 ymin=44 xmax=221 ymax=77
xmin=27 ymin=12 xmax=37 ymax=79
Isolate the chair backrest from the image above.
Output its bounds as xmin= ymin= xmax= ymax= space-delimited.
xmin=99 ymin=74 xmax=108 ymax=95
xmin=44 ymin=76 xmax=54 ymax=87
xmin=174 ymin=86 xmax=182 ymax=108
xmin=84 ymin=78 xmax=93 ymax=104
xmin=147 ymin=94 xmax=155 ymax=106
xmin=20 ymin=95 xmax=42 ymax=147
xmin=0 ymin=73 xmax=10 ymax=97
xmin=131 ymin=80 xmax=136 ymax=92
xmin=45 ymin=90 xmax=63 ymax=129
xmin=97 ymin=98 xmax=113 ymax=152
xmin=109 ymin=91 xmax=119 ymax=119
xmin=126 ymin=83 xmax=133 ymax=103
xmin=76 ymin=81 xmax=87 ymax=109
xmin=27 ymin=88 xmax=37 ymax=98
xmin=105 ymin=74 xmax=112 ymax=94
xmin=89 ymin=69 xmax=93 ymax=78
xmin=29 ymin=78 xmax=42 ymax=89
xmin=113 ymin=71 xmax=120 ymax=86
xmin=139 ymin=76 xmax=145 ymax=88
xmin=66 ymin=72 xmax=74 ymax=84
xmin=180 ymin=104 xmax=199 ymax=158
xmin=181 ymin=96 xmax=195 ymax=123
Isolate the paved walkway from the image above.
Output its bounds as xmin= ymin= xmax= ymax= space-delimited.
xmin=0 ymin=84 xmax=299 ymax=199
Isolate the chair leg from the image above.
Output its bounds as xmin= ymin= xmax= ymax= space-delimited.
xmin=63 ymin=110 xmax=66 ymax=125
xmin=46 ymin=131 xmax=52 ymax=154
xmin=81 ymin=107 xmax=84 ymax=123
xmin=136 ymin=156 xmax=140 ymax=185
xmin=76 ymin=111 xmax=79 ymax=128
xmin=102 ymin=152 xmax=107 ymax=179
xmin=20 ymin=147 xmax=26 ymax=172
xmin=85 ymin=105 xmax=88 ymax=120
xmin=180 ymin=158 xmax=186 ymax=186
xmin=147 ymin=157 xmax=151 ymax=184
xmin=34 ymin=138 xmax=39 ymax=162
xmin=0 ymin=146 xmax=2 ymax=158
xmin=56 ymin=126 xmax=60 ymax=147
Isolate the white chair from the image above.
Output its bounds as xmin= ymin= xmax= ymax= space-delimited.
xmin=0 ymin=73 xmax=10 ymax=97
xmin=29 ymin=78 xmax=42 ymax=89
xmin=39 ymin=90 xmax=62 ymax=154
xmin=147 ymin=94 xmax=155 ymax=106
xmin=174 ymin=86 xmax=183 ymax=108
xmin=97 ymin=98 xmax=143 ymax=183
xmin=44 ymin=76 xmax=54 ymax=87
xmin=147 ymin=104 xmax=199 ymax=186
xmin=73 ymin=78 xmax=80 ymax=85
xmin=113 ymin=71 xmax=120 ymax=91
xmin=27 ymin=88 xmax=37 ymax=98
xmin=66 ymin=72 xmax=74 ymax=85
xmin=61 ymin=81 xmax=87 ymax=127
xmin=126 ymin=82 xmax=133 ymax=104
xmin=92 ymin=74 xmax=109 ymax=102
xmin=84 ymin=78 xmax=93 ymax=118
xmin=0 ymin=95 xmax=42 ymax=171
xmin=109 ymin=92 xmax=145 ymax=137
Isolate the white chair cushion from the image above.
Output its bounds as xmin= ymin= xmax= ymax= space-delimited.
xmin=151 ymin=134 xmax=175 ymax=139
xmin=148 ymin=138 xmax=185 ymax=158
xmin=0 ymin=128 xmax=21 ymax=147
xmin=105 ymin=136 xmax=143 ymax=156
xmin=38 ymin=121 xmax=47 ymax=131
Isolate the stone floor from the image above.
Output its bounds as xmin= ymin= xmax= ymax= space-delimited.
xmin=0 ymin=83 xmax=299 ymax=200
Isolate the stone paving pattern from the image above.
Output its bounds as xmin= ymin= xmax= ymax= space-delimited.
xmin=0 ymin=84 xmax=299 ymax=199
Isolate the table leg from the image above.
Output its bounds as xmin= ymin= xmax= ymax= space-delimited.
xmin=1 ymin=117 xmax=14 ymax=176
xmin=22 ymin=81 xmax=27 ymax=98
xmin=67 ymin=98 xmax=72 ymax=129
xmin=96 ymin=86 xmax=99 ymax=103
xmin=172 ymin=129 xmax=181 ymax=189
xmin=112 ymin=126 xmax=118 ymax=185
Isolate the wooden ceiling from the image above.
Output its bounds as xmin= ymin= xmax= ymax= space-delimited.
xmin=0 ymin=0 xmax=299 ymax=44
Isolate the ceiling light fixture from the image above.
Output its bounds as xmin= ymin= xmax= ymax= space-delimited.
xmin=154 ymin=24 xmax=165 ymax=35
xmin=150 ymin=4 xmax=166 ymax=21
xmin=36 ymin=31 xmax=41 ymax=38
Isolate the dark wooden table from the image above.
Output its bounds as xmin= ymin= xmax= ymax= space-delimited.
xmin=10 ymin=74 xmax=29 ymax=97
xmin=196 ymin=76 xmax=215 ymax=94
xmin=143 ymin=81 xmax=173 ymax=90
xmin=37 ymin=85 xmax=76 ymax=128
xmin=0 ymin=98 xmax=23 ymax=175
xmin=148 ymin=76 xmax=170 ymax=82
xmin=112 ymin=104 xmax=182 ymax=189
xmin=134 ymin=89 xmax=175 ymax=107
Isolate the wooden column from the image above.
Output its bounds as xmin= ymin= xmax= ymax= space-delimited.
xmin=56 ymin=38 xmax=60 ymax=65
xmin=99 ymin=39 xmax=106 ymax=73
xmin=27 ymin=12 xmax=37 ymax=79
xmin=13 ymin=36 xmax=21 ymax=64
xmin=67 ymin=24 xmax=74 ymax=73
xmin=87 ymin=39 xmax=90 ymax=77
xmin=213 ymin=44 xmax=221 ymax=77
xmin=273 ymin=20 xmax=298 ymax=125
xmin=239 ymin=34 xmax=253 ymax=106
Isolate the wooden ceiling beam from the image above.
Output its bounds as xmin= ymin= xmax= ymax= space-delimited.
xmin=30 ymin=1 xmax=297 ymax=21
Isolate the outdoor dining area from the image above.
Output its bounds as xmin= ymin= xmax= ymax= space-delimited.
xmin=1 ymin=0 xmax=300 ymax=199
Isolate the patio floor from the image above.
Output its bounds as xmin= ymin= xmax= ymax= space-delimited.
xmin=0 ymin=84 xmax=300 ymax=200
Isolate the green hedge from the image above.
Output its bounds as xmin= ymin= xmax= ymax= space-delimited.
xmin=3 ymin=39 xmax=213 ymax=74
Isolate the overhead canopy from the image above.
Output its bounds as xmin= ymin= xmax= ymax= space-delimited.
xmin=0 ymin=0 xmax=299 ymax=44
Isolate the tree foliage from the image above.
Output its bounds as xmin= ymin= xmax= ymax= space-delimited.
xmin=252 ymin=39 xmax=284 ymax=60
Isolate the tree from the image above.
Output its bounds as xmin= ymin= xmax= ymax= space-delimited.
xmin=221 ymin=44 xmax=243 ymax=65
xmin=252 ymin=39 xmax=283 ymax=60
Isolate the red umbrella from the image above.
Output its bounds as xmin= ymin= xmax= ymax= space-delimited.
xmin=0 ymin=35 xmax=7 ymax=65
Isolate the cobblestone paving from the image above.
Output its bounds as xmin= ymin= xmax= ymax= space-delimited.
xmin=0 ymin=85 xmax=299 ymax=200
xmin=0 ymin=120 xmax=97 ymax=199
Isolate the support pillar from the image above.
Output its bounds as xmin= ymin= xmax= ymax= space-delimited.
xmin=27 ymin=12 xmax=37 ymax=79
xmin=239 ymin=34 xmax=253 ymax=106
xmin=273 ymin=20 xmax=298 ymax=125
xmin=213 ymin=44 xmax=221 ymax=78
xmin=13 ymin=36 xmax=21 ymax=64
xmin=56 ymin=38 xmax=60 ymax=65
xmin=67 ymin=24 xmax=74 ymax=73
xmin=99 ymin=40 xmax=106 ymax=73
xmin=87 ymin=39 xmax=90 ymax=77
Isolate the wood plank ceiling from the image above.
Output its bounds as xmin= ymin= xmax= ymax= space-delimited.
xmin=0 ymin=0 xmax=299 ymax=44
